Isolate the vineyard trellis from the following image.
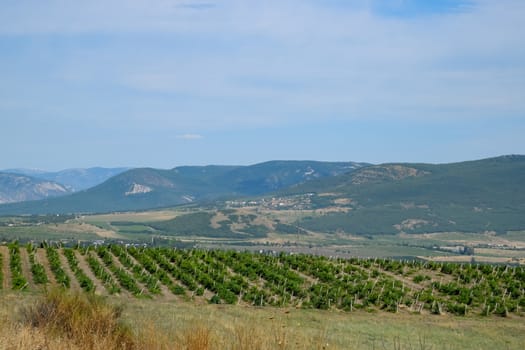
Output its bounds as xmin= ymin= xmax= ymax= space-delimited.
xmin=8 ymin=242 xmax=28 ymax=290
xmin=1 ymin=243 xmax=524 ymax=317
xmin=27 ymin=243 xmax=48 ymax=285
xmin=63 ymin=248 xmax=95 ymax=292
xmin=46 ymin=246 xmax=70 ymax=288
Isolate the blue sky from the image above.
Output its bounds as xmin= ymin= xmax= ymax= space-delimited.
xmin=1 ymin=0 xmax=524 ymax=170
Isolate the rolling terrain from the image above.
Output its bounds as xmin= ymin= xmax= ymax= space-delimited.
xmin=98 ymin=155 xmax=525 ymax=242
xmin=1 ymin=157 xmax=524 ymax=349
xmin=283 ymin=155 xmax=525 ymax=235
xmin=0 ymin=161 xmax=366 ymax=214
xmin=1 ymin=156 xmax=524 ymax=249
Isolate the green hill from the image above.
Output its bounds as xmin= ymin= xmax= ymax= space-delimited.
xmin=283 ymin=155 xmax=525 ymax=235
xmin=0 ymin=161 xmax=365 ymax=215
xmin=3 ymin=156 xmax=524 ymax=236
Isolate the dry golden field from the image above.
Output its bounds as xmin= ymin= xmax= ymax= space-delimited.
xmin=1 ymin=289 xmax=524 ymax=350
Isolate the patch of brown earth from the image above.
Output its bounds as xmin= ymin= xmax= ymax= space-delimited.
xmin=73 ymin=249 xmax=106 ymax=295
xmin=56 ymin=249 xmax=81 ymax=291
xmin=35 ymin=248 xmax=57 ymax=286
xmin=0 ymin=246 xmax=10 ymax=289
xmin=18 ymin=248 xmax=35 ymax=290
xmin=210 ymin=211 xmax=229 ymax=229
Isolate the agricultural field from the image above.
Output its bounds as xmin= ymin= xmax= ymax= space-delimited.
xmin=1 ymin=242 xmax=524 ymax=349
xmin=1 ymin=243 xmax=524 ymax=315
xmin=2 ymin=209 xmax=525 ymax=266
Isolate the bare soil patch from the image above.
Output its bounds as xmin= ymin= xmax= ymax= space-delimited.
xmin=41 ymin=222 xmax=125 ymax=239
xmin=35 ymin=248 xmax=56 ymax=286
xmin=406 ymin=232 xmax=525 ymax=249
xmin=18 ymin=248 xmax=35 ymax=290
xmin=0 ymin=246 xmax=10 ymax=289
xmin=418 ymin=255 xmax=519 ymax=264
xmin=57 ymin=249 xmax=81 ymax=291
xmin=210 ymin=211 xmax=229 ymax=229
xmin=84 ymin=210 xmax=178 ymax=223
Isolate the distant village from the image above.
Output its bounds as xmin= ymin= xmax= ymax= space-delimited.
xmin=225 ymin=193 xmax=314 ymax=210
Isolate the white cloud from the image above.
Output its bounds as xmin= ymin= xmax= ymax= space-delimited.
xmin=0 ymin=0 xmax=524 ymax=130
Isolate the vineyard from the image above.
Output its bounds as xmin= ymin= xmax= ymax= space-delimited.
xmin=0 ymin=243 xmax=524 ymax=317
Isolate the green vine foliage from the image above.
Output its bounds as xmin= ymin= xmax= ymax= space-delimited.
xmin=2 ymin=243 xmax=525 ymax=317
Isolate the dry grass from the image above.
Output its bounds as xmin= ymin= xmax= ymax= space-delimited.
xmin=19 ymin=288 xmax=135 ymax=350
xmin=0 ymin=321 xmax=81 ymax=350
xmin=183 ymin=323 xmax=212 ymax=350
xmin=1 ymin=289 xmax=525 ymax=349
xmin=122 ymin=298 xmax=525 ymax=350
xmin=84 ymin=210 xmax=179 ymax=224
xmin=0 ymin=289 xmax=335 ymax=350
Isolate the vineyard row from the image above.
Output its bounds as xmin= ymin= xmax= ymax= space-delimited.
xmin=0 ymin=243 xmax=524 ymax=316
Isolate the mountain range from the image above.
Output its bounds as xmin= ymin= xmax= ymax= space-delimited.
xmin=285 ymin=155 xmax=525 ymax=234
xmin=0 ymin=172 xmax=71 ymax=204
xmin=2 ymin=167 xmax=129 ymax=192
xmin=0 ymin=161 xmax=366 ymax=214
xmin=0 ymin=156 xmax=524 ymax=235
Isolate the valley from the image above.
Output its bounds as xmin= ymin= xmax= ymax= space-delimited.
xmin=0 ymin=156 xmax=524 ymax=349
xmin=2 ymin=206 xmax=524 ymax=265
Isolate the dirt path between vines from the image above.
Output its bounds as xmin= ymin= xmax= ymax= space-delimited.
xmin=35 ymin=248 xmax=57 ymax=286
xmin=109 ymin=250 xmax=151 ymax=298
xmin=57 ymin=249 xmax=81 ymax=291
xmin=74 ymin=250 xmax=107 ymax=295
xmin=91 ymin=252 xmax=132 ymax=298
xmin=0 ymin=246 xmax=10 ymax=290
xmin=122 ymin=250 xmax=176 ymax=301
xmin=18 ymin=248 xmax=35 ymax=290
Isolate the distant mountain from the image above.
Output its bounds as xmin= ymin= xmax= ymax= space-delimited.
xmin=283 ymin=155 xmax=525 ymax=235
xmin=0 ymin=161 xmax=367 ymax=214
xmin=2 ymin=167 xmax=129 ymax=192
xmin=225 ymin=160 xmax=366 ymax=195
xmin=0 ymin=173 xmax=72 ymax=204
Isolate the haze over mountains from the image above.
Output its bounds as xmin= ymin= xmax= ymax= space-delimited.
xmin=0 ymin=156 xmax=524 ymax=236
xmin=0 ymin=167 xmax=129 ymax=205
xmin=0 ymin=172 xmax=71 ymax=204
xmin=0 ymin=161 xmax=366 ymax=214
xmin=2 ymin=167 xmax=129 ymax=192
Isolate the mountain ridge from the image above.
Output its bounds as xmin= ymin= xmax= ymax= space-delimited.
xmin=282 ymin=155 xmax=525 ymax=235
xmin=0 ymin=161 xmax=367 ymax=214
xmin=1 ymin=167 xmax=129 ymax=192
xmin=0 ymin=172 xmax=72 ymax=204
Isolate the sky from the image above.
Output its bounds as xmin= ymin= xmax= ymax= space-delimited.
xmin=1 ymin=0 xmax=524 ymax=170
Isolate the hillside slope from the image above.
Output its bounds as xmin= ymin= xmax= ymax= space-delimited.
xmin=0 ymin=161 xmax=365 ymax=214
xmin=285 ymin=155 xmax=525 ymax=234
xmin=0 ymin=173 xmax=72 ymax=204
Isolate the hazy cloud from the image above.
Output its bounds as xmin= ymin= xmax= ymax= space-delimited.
xmin=1 ymin=1 xmax=523 ymax=126
xmin=0 ymin=0 xmax=524 ymax=168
